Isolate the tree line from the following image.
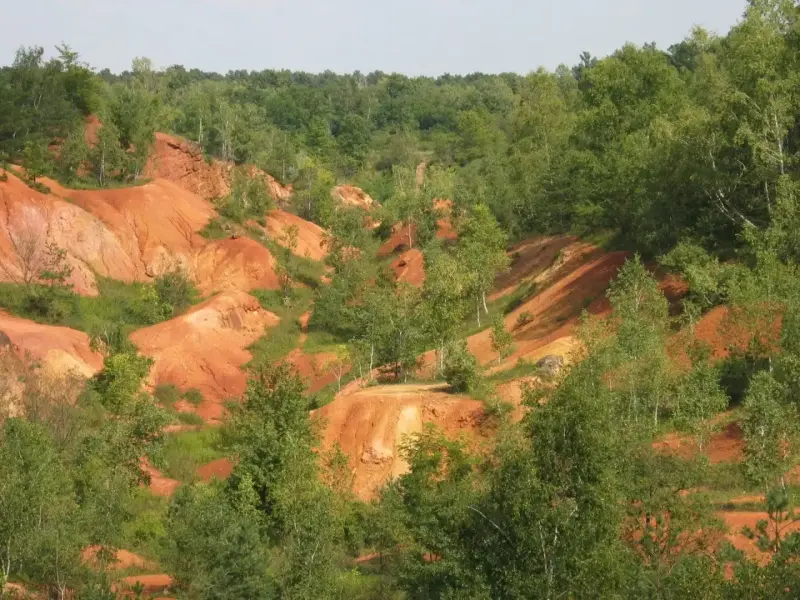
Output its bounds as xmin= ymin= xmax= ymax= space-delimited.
xmin=3 ymin=2 xmax=799 ymax=261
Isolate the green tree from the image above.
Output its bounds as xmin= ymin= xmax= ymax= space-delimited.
xmin=607 ymin=256 xmax=671 ymax=428
xmin=0 ymin=419 xmax=82 ymax=599
xmin=166 ymin=479 xmax=274 ymax=600
xmin=22 ymin=137 xmax=51 ymax=184
xmin=58 ymin=122 xmax=88 ymax=181
xmin=442 ymin=339 xmax=480 ymax=393
xmin=91 ymin=117 xmax=125 ymax=186
xmin=489 ymin=313 xmax=514 ymax=365
xmin=224 ymin=362 xmax=348 ymax=597
xmin=422 ymin=245 xmax=469 ymax=374
xmin=741 ymin=371 xmax=796 ymax=490
xmin=457 ymin=203 xmax=509 ymax=326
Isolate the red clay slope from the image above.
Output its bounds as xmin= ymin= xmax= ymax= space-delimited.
xmin=263 ymin=208 xmax=328 ymax=261
xmin=0 ymin=170 xmax=138 ymax=295
xmin=0 ymin=311 xmax=103 ymax=377
xmin=130 ymin=291 xmax=279 ymax=422
xmin=145 ymin=132 xmax=291 ymax=202
xmin=334 ymin=185 xmax=377 ymax=210
xmin=314 ymin=383 xmax=484 ymax=500
xmin=0 ymin=170 xmax=283 ymax=296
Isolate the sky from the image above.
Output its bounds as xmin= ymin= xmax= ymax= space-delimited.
xmin=2 ymin=0 xmax=748 ymax=75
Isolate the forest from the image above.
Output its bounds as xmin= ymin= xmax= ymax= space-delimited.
xmin=2 ymin=0 xmax=800 ymax=598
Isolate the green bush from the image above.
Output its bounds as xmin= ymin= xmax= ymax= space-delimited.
xmin=153 ymin=429 xmax=223 ymax=482
xmin=181 ymin=388 xmax=205 ymax=407
xmin=443 ymin=339 xmax=480 ymax=393
xmin=200 ymin=217 xmax=229 ymax=239
xmin=154 ymin=383 xmax=181 ymax=409
xmin=155 ymin=268 xmax=199 ymax=316
xmin=218 ymin=168 xmax=273 ymax=223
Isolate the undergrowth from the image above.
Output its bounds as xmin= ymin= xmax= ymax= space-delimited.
xmin=248 ymin=288 xmax=314 ymax=367
xmin=0 ymin=273 xmax=201 ymax=345
xmin=149 ymin=428 xmax=224 ymax=483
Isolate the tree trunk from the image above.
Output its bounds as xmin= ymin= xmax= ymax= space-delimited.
xmin=482 ymin=290 xmax=488 ymax=314
xmin=369 ymin=344 xmax=374 ymax=380
xmin=476 ymin=296 xmax=482 ymax=328
xmin=99 ymin=146 xmax=105 ymax=186
xmin=408 ymin=223 xmax=413 ymax=250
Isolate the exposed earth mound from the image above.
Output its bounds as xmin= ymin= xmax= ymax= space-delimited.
xmin=263 ymin=208 xmax=327 ymax=261
xmin=43 ymin=175 xmax=215 ymax=280
xmin=334 ymin=185 xmax=376 ymax=210
xmin=145 ymin=132 xmax=291 ymax=202
xmin=192 ymin=237 xmax=280 ymax=295
xmin=315 ymin=383 xmax=484 ymax=500
xmin=1 ymin=170 xmax=283 ymax=296
xmin=131 ymin=291 xmax=279 ymax=422
xmin=391 ymin=248 xmax=426 ymax=287
xmin=467 ymin=246 xmax=627 ymax=369
xmin=0 ymin=170 xmax=135 ymax=295
xmin=0 ymin=311 xmax=103 ymax=377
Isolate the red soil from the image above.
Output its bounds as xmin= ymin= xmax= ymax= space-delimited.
xmin=197 ymin=457 xmax=235 ymax=482
xmin=0 ymin=170 xmax=136 ymax=295
xmin=192 ymin=237 xmax=279 ymax=295
xmin=117 ymin=573 xmax=174 ymax=596
xmin=83 ymin=114 xmax=102 ymax=147
xmin=82 ymin=546 xmax=156 ymax=571
xmin=652 ymin=420 xmax=745 ymax=464
xmin=391 ymin=248 xmax=426 ymax=287
xmin=140 ymin=458 xmax=180 ymax=498
xmin=0 ymin=310 xmax=103 ymax=377
xmin=263 ymin=208 xmax=327 ymax=261
xmin=464 ymin=249 xmax=627 ymax=369
xmin=334 ymin=185 xmax=376 ymax=210
xmin=1 ymin=169 xmax=285 ymax=297
xmin=145 ymin=132 xmax=291 ymax=202
xmin=490 ymin=236 xmax=588 ymax=302
xmin=130 ymin=292 xmax=279 ymax=422
xmin=378 ymin=219 xmax=457 ymax=262
xmin=42 ymin=175 xmax=215 ymax=282
xmin=716 ymin=510 xmax=800 ymax=564
xmin=314 ymin=383 xmax=484 ymax=500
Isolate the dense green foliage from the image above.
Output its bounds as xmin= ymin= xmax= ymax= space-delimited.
xmin=2 ymin=0 xmax=798 ymax=257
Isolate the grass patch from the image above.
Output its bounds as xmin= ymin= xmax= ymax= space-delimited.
xmin=487 ymin=358 xmax=541 ymax=384
xmin=199 ymin=217 xmax=230 ymax=239
xmin=303 ymin=328 xmax=349 ymax=355
xmin=504 ymin=281 xmax=538 ymax=315
xmin=248 ymin=288 xmax=315 ymax=366
xmin=61 ymin=176 xmax=152 ymax=191
xmin=118 ymin=488 xmax=170 ymax=563
xmin=251 ymin=228 xmax=326 ymax=290
xmin=0 ymin=275 xmax=201 ymax=349
xmin=150 ymin=428 xmax=224 ymax=483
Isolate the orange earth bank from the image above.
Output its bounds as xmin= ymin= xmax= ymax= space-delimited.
xmin=314 ymin=383 xmax=484 ymax=500
xmin=0 ymin=310 xmax=103 ymax=377
xmin=0 ymin=169 xmax=288 ymax=296
xmin=145 ymin=132 xmax=291 ymax=202
xmin=263 ymin=208 xmax=328 ymax=261
xmin=131 ymin=291 xmax=279 ymax=422
xmin=333 ymin=185 xmax=377 ymax=210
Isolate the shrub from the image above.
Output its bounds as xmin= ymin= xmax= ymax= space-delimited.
xmin=200 ymin=218 xmax=228 ymax=240
xmin=155 ymin=268 xmax=199 ymax=316
xmin=515 ymin=310 xmax=533 ymax=329
xmin=154 ymin=384 xmax=181 ymax=408
xmin=218 ymin=168 xmax=273 ymax=223
xmin=181 ymin=388 xmax=205 ymax=407
xmin=443 ymin=339 xmax=480 ymax=393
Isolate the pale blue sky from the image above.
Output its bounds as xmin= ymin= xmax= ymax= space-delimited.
xmin=2 ymin=0 xmax=747 ymax=74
